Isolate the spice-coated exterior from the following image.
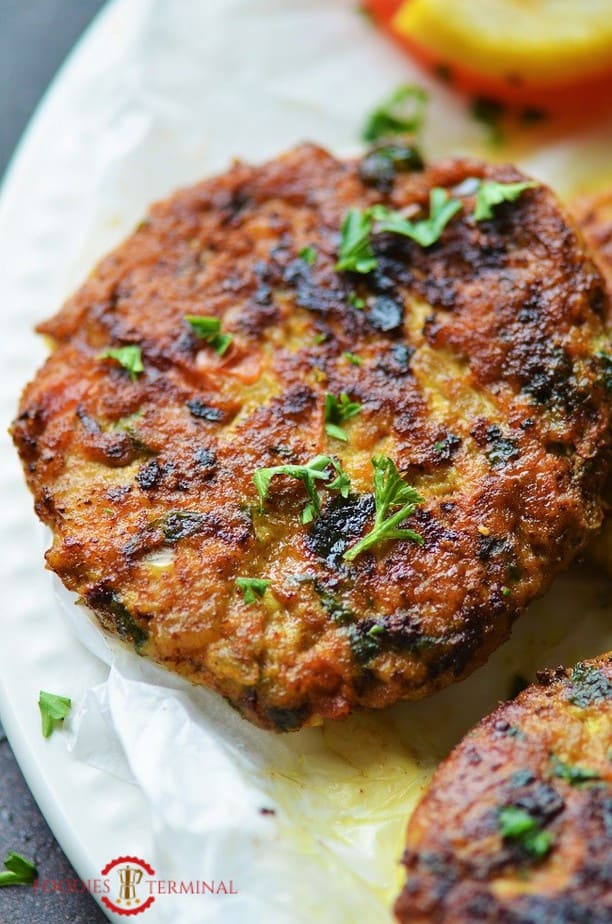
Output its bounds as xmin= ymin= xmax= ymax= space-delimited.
xmin=11 ymin=145 xmax=612 ymax=731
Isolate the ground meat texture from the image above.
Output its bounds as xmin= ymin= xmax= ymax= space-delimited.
xmin=570 ymin=190 xmax=612 ymax=577
xmin=11 ymin=144 xmax=612 ymax=731
xmin=395 ymin=653 xmax=612 ymax=924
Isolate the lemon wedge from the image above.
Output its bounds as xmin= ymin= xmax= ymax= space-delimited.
xmin=392 ymin=0 xmax=612 ymax=89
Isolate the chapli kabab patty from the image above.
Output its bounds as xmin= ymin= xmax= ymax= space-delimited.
xmin=395 ymin=653 xmax=612 ymax=924
xmin=12 ymin=144 xmax=612 ymax=731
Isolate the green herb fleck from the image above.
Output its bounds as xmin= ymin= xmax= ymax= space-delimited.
xmin=0 ymin=852 xmax=37 ymax=888
xmin=370 ymin=187 xmax=462 ymax=247
xmin=550 ymin=754 xmax=601 ymax=786
xmin=344 ymin=352 xmax=363 ymax=366
xmin=347 ymin=624 xmax=383 ymax=663
xmin=325 ymin=392 xmax=362 ymax=442
xmin=98 ymin=345 xmax=144 ymax=381
xmin=315 ymin=584 xmax=355 ymax=625
xmin=253 ymin=454 xmax=350 ymax=521
xmin=348 ymin=292 xmax=366 ymax=310
xmin=38 ymin=691 xmax=72 ymax=738
xmin=299 ymin=245 xmax=317 ymax=266
xmin=185 ymin=315 xmax=233 ymax=356
xmin=236 ymin=577 xmax=270 ymax=604
xmin=335 ymin=209 xmax=377 ymax=274
xmin=107 ymin=595 xmax=149 ymax=652
xmin=473 ymin=180 xmax=538 ymax=222
xmin=498 ymin=806 xmax=554 ymax=859
xmin=344 ymin=456 xmax=424 ymax=561
xmin=367 ymin=623 xmax=385 ymax=638
xmin=363 ymin=85 xmax=428 ymax=143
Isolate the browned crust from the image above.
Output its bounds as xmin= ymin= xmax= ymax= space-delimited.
xmin=570 ymin=190 xmax=612 ymax=576
xmin=395 ymin=653 xmax=612 ymax=923
xmin=11 ymin=144 xmax=612 ymax=730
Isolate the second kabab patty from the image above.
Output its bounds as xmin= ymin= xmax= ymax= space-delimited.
xmin=395 ymin=653 xmax=612 ymax=923
xmin=12 ymin=144 xmax=612 ymax=730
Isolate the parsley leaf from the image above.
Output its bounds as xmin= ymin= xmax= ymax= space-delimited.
xmin=299 ymin=246 xmax=317 ymax=266
xmin=344 ymin=456 xmax=424 ymax=561
xmin=370 ymin=188 xmax=462 ymax=247
xmin=327 ymin=459 xmax=351 ymax=499
xmin=0 ymin=852 xmax=37 ymax=888
xmin=324 ymin=392 xmax=362 ymax=442
xmin=336 ymin=189 xmax=461 ymax=274
xmin=185 ymin=315 xmax=233 ymax=356
xmin=335 ymin=209 xmax=377 ymax=274
xmin=498 ymin=806 xmax=554 ymax=859
xmin=473 ymin=180 xmax=538 ymax=221
xmin=550 ymin=754 xmax=601 ymax=786
xmin=38 ymin=690 xmax=72 ymax=738
xmin=363 ymin=85 xmax=428 ymax=143
xmin=98 ymin=345 xmax=143 ymax=381
xmin=235 ymin=577 xmax=270 ymax=604
xmin=254 ymin=454 xmax=350 ymax=522
xmin=348 ymin=292 xmax=366 ymax=310
xmin=344 ymin=352 xmax=363 ymax=366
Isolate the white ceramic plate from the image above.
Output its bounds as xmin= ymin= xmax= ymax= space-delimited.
xmin=0 ymin=2 xmax=610 ymax=922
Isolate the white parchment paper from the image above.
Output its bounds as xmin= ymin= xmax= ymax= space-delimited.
xmin=6 ymin=0 xmax=611 ymax=921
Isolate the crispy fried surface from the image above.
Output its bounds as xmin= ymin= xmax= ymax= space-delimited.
xmin=395 ymin=653 xmax=612 ymax=924
xmin=571 ymin=190 xmax=612 ymax=577
xmin=11 ymin=145 xmax=612 ymax=731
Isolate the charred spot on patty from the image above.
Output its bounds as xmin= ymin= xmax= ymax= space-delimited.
xmin=306 ymin=493 xmax=375 ymax=569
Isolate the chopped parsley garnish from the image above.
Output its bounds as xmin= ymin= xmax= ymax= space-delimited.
xmin=324 ymin=392 xmax=362 ymax=442
xmin=348 ymin=292 xmax=366 ymax=310
xmin=0 ymin=852 xmax=37 ymax=888
xmin=254 ymin=454 xmax=350 ymax=522
xmin=473 ymin=180 xmax=538 ymax=222
xmin=335 ymin=208 xmax=377 ymax=274
xmin=370 ymin=187 xmax=462 ymax=247
xmin=337 ymin=190 xmax=462 ymax=275
xmin=185 ymin=314 xmax=233 ymax=356
xmin=299 ymin=246 xmax=317 ymax=266
xmin=550 ymin=754 xmax=601 ymax=786
xmin=344 ymin=352 xmax=363 ymax=366
xmin=38 ymin=690 xmax=72 ymax=738
xmin=367 ymin=623 xmax=385 ymax=638
xmin=344 ymin=456 xmax=424 ymax=561
xmin=498 ymin=806 xmax=554 ymax=859
xmin=98 ymin=345 xmax=143 ymax=381
xmin=363 ymin=84 xmax=428 ymax=143
xmin=235 ymin=577 xmax=270 ymax=604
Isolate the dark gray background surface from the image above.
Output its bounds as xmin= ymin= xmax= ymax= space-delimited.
xmin=1 ymin=3 xmax=109 ymax=921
